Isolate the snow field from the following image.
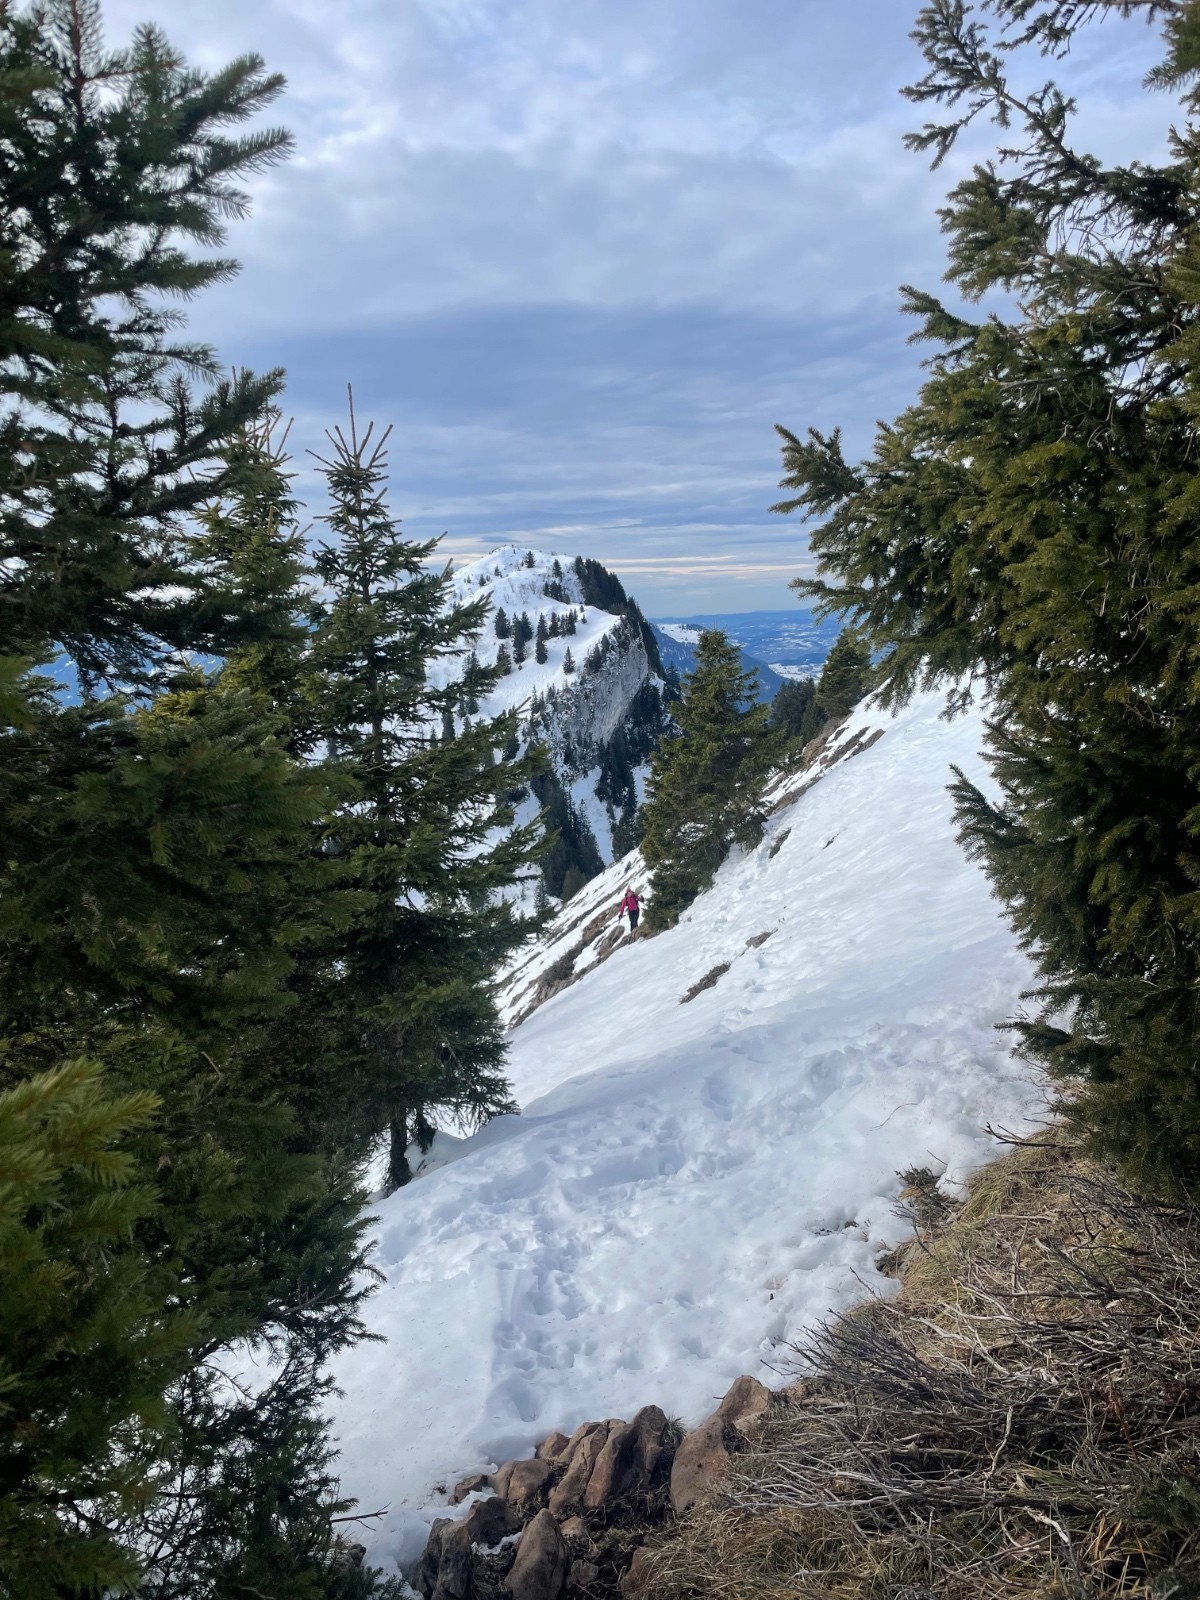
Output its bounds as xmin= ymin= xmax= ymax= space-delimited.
xmin=327 ymin=689 xmax=1039 ymax=1574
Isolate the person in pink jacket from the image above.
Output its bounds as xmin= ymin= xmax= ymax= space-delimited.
xmin=617 ymin=888 xmax=640 ymax=933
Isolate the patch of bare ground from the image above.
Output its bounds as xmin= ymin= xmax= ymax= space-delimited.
xmin=637 ymin=1132 xmax=1200 ymax=1600
xmin=680 ymin=963 xmax=730 ymax=1004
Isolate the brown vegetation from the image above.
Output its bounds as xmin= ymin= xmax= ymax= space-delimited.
xmin=639 ymin=1134 xmax=1200 ymax=1599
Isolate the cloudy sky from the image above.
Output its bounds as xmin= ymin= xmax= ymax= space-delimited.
xmin=108 ymin=0 xmax=1162 ymax=612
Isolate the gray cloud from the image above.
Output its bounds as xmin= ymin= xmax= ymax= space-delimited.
xmin=103 ymin=0 xmax=1162 ymax=610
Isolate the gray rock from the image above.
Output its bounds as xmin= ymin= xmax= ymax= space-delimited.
xmin=413 ymin=1519 xmax=474 ymax=1600
xmin=548 ymin=1423 xmax=614 ymax=1515
xmin=669 ymin=1375 xmax=772 ymax=1514
xmin=464 ymin=1494 xmax=519 ymax=1548
xmin=620 ymin=1547 xmax=655 ymax=1599
xmin=568 ymin=1559 xmax=601 ymax=1591
xmin=450 ymin=1472 xmax=492 ymax=1505
xmin=502 ymin=1508 xmax=568 ymax=1600
xmin=503 ymin=1457 xmax=553 ymax=1505
xmin=583 ymin=1405 xmax=669 ymax=1510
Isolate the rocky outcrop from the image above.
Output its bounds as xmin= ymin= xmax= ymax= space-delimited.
xmin=669 ymin=1375 xmax=770 ymax=1514
xmin=411 ymin=1377 xmax=772 ymax=1600
xmin=503 ymin=1509 xmax=569 ymax=1600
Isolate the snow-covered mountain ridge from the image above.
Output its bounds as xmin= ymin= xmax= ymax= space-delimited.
xmin=431 ymin=545 xmax=671 ymax=881
xmin=327 ymin=688 xmax=1039 ymax=1576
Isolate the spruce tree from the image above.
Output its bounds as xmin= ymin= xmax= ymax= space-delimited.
xmin=494 ymin=607 xmax=511 ymax=639
xmin=535 ymin=614 xmax=549 ymax=664
xmin=307 ymin=397 xmax=542 ymax=1191
xmin=815 ymin=632 xmax=872 ymax=720
xmin=0 ymin=11 xmax=388 ymax=1588
xmin=0 ymin=0 xmax=293 ymax=692
xmin=774 ymin=0 xmax=1200 ymax=1195
xmin=641 ymin=631 xmax=775 ymax=928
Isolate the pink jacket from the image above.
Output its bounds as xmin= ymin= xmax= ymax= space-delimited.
xmin=619 ymin=891 xmax=639 ymax=915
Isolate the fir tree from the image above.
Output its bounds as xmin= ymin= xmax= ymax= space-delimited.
xmin=771 ymin=677 xmax=819 ymax=743
xmin=565 ymin=611 xmax=577 ymax=636
xmin=773 ymin=0 xmax=1200 ymax=1195
xmin=496 ymin=642 xmax=513 ymax=676
xmin=494 ymin=607 xmax=511 ymax=639
xmin=641 ymin=631 xmax=775 ymax=929
xmin=563 ymin=646 xmax=575 ymax=673
xmin=535 ymin=614 xmax=549 ymax=664
xmin=815 ymin=632 xmax=872 ymax=720
xmin=307 ymin=396 xmax=542 ymax=1192
xmin=0 ymin=1 xmax=293 ymax=693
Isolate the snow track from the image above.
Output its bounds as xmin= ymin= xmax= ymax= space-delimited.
xmin=328 ymin=690 xmax=1038 ymax=1572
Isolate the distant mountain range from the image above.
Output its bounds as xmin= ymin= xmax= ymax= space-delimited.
xmin=649 ymin=608 xmax=841 ymax=696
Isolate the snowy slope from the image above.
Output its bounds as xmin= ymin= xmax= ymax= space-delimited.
xmin=327 ymin=690 xmax=1038 ymax=1574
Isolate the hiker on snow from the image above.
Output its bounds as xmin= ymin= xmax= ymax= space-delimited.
xmin=618 ymin=888 xmax=640 ymax=933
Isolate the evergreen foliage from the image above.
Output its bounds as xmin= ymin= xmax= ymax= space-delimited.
xmin=0 ymin=0 xmax=293 ymax=693
xmin=306 ymin=397 xmax=543 ymax=1192
xmin=641 ymin=631 xmax=775 ymax=929
xmin=816 ymin=632 xmax=872 ymax=721
xmin=771 ymin=677 xmax=820 ymax=743
xmin=535 ymin=614 xmax=549 ymax=664
xmin=773 ymin=0 xmax=1200 ymax=1196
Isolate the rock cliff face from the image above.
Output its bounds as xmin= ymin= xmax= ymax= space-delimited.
xmin=435 ymin=545 xmax=674 ymax=896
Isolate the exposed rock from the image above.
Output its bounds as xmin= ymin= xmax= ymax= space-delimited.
xmin=450 ymin=1472 xmax=492 ymax=1505
xmin=559 ymin=1514 xmax=594 ymax=1551
xmin=503 ymin=1457 xmax=554 ymax=1505
xmin=413 ymin=1519 xmax=474 ymax=1600
xmin=548 ymin=1422 xmax=615 ymax=1515
xmin=669 ymin=1376 xmax=771 ymax=1515
xmin=568 ymin=1559 xmax=601 ymax=1591
xmin=491 ymin=1460 xmax=517 ymax=1500
xmin=620 ymin=1547 xmax=655 ymax=1599
xmin=464 ymin=1494 xmax=519 ymax=1548
xmin=718 ymin=1375 xmax=771 ymax=1434
xmin=536 ymin=1430 xmax=572 ymax=1462
xmin=583 ymin=1405 xmax=670 ymax=1510
xmin=330 ymin=1538 xmax=366 ymax=1573
xmin=503 ymin=1508 xmax=568 ymax=1600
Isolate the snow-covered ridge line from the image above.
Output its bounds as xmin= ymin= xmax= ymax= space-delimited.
xmin=328 ymin=689 xmax=1038 ymax=1575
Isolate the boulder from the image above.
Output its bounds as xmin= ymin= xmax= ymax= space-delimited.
xmin=330 ymin=1538 xmax=366 ymax=1573
xmin=620 ymin=1547 xmax=655 ymax=1599
xmin=568 ymin=1559 xmax=601 ymax=1591
xmin=536 ymin=1431 xmax=571 ymax=1462
xmin=669 ymin=1375 xmax=771 ymax=1515
xmin=548 ymin=1422 xmax=614 ymax=1515
xmin=450 ymin=1472 xmax=492 ymax=1505
xmin=464 ymin=1494 xmax=519 ymax=1548
xmin=559 ymin=1515 xmax=591 ymax=1548
xmin=503 ymin=1508 xmax=568 ymax=1600
xmin=718 ymin=1375 xmax=771 ymax=1434
xmin=503 ymin=1457 xmax=553 ymax=1506
xmin=413 ymin=1519 xmax=474 ymax=1600
xmin=583 ymin=1406 xmax=670 ymax=1510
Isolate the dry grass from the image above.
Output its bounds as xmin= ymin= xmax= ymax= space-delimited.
xmin=641 ymin=1133 xmax=1200 ymax=1600
xmin=680 ymin=963 xmax=731 ymax=1004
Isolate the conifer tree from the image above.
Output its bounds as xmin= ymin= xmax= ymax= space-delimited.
xmin=494 ymin=607 xmax=511 ymax=639
xmin=535 ymin=614 xmax=549 ymax=664
xmin=641 ymin=631 xmax=775 ymax=928
xmin=307 ymin=396 xmax=542 ymax=1191
xmin=496 ymin=642 xmax=513 ymax=676
xmin=774 ymin=0 xmax=1200 ymax=1195
xmin=815 ymin=632 xmax=872 ymax=721
xmin=563 ymin=646 xmax=575 ymax=673
xmin=0 ymin=11 xmax=388 ymax=1587
xmin=0 ymin=0 xmax=293 ymax=692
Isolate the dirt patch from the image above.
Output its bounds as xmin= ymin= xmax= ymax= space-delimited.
xmin=680 ymin=962 xmax=731 ymax=1004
